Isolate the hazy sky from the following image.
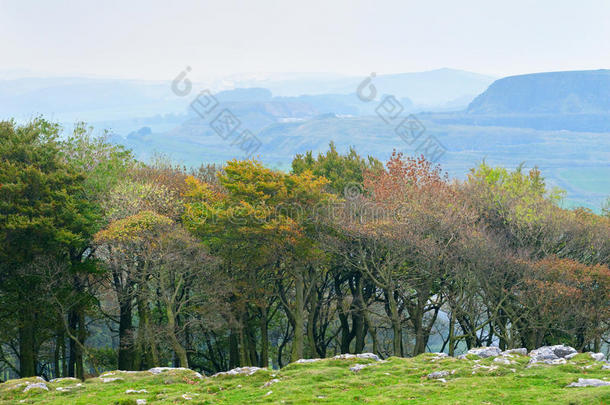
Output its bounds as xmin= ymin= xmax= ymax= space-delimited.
xmin=1 ymin=0 xmax=609 ymax=80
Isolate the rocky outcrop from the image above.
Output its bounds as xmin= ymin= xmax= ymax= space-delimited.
xmin=212 ymin=367 xmax=262 ymax=377
xmin=23 ymin=382 xmax=48 ymax=392
xmin=567 ymin=378 xmax=610 ymax=388
xmin=426 ymin=370 xmax=450 ymax=379
xmin=466 ymin=347 xmax=502 ymax=358
xmin=333 ymin=353 xmax=381 ymax=361
xmin=148 ymin=367 xmax=203 ymax=379
xmin=501 ymin=348 xmax=527 ymax=356
xmin=588 ymin=352 xmax=607 ymax=362
xmin=528 ymin=345 xmax=578 ymax=364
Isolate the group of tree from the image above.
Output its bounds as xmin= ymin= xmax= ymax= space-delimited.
xmin=0 ymin=118 xmax=608 ymax=380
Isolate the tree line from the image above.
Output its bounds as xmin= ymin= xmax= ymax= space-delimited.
xmin=0 ymin=118 xmax=609 ymax=380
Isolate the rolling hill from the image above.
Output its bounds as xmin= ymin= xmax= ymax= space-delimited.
xmin=467 ymin=70 xmax=610 ymax=114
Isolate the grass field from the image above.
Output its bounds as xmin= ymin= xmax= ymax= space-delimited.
xmin=1 ymin=352 xmax=609 ymax=404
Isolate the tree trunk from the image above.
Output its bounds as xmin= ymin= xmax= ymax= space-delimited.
xmin=166 ymin=304 xmax=188 ymax=368
xmin=118 ymin=297 xmax=134 ymax=370
xmin=18 ymin=310 xmax=36 ymax=377
xmin=353 ymin=276 xmax=366 ymax=353
xmin=75 ymin=308 xmax=85 ymax=379
xmin=229 ymin=330 xmax=239 ymax=369
xmin=334 ymin=272 xmax=356 ymax=354
xmin=386 ymin=290 xmax=402 ymax=357
xmin=291 ymin=272 xmax=305 ymax=362
xmin=53 ymin=329 xmax=62 ymax=379
xmin=448 ymin=310 xmax=456 ymax=357
xmin=260 ymin=306 xmax=269 ymax=368
xmin=68 ymin=309 xmax=77 ymax=377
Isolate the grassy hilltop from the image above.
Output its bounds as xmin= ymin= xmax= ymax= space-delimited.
xmin=1 ymin=352 xmax=609 ymax=404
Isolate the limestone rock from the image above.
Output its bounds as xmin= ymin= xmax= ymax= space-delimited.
xmin=50 ymin=377 xmax=79 ymax=383
xmin=101 ymin=377 xmax=124 ymax=383
xmin=493 ymin=357 xmax=514 ymax=365
xmin=350 ymin=364 xmax=369 ymax=373
xmin=333 ymin=353 xmax=381 ymax=361
xmin=528 ymin=345 xmax=577 ymax=364
xmin=212 ymin=366 xmax=262 ymax=377
xmin=263 ymin=378 xmax=280 ymax=387
xmin=126 ymin=389 xmax=149 ymax=394
xmin=148 ymin=367 xmax=203 ymax=379
xmin=23 ymin=382 xmax=48 ymax=392
xmin=427 ymin=370 xmax=450 ymax=379
xmin=501 ymin=348 xmax=527 ymax=356
xmin=467 ymin=347 xmax=502 ymax=358
xmin=588 ymin=352 xmax=607 ymax=362
xmin=295 ymin=358 xmax=321 ymax=364
xmin=567 ymin=378 xmax=610 ymax=387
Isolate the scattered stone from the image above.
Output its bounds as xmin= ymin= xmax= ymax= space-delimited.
xmin=493 ymin=357 xmax=514 ymax=365
xmin=264 ymin=390 xmax=273 ymax=396
xmin=99 ymin=370 xmax=139 ymax=378
xmin=126 ymin=389 xmax=149 ymax=394
xmin=350 ymin=364 xmax=369 ymax=373
xmin=427 ymin=370 xmax=450 ymax=379
xmin=567 ymin=378 xmax=610 ymax=388
xmin=148 ymin=367 xmax=203 ymax=379
xmin=136 ymin=399 xmax=146 ymax=405
xmin=333 ymin=353 xmax=381 ymax=361
xmin=467 ymin=347 xmax=502 ymax=358
xmin=101 ymin=377 xmax=124 ymax=383
xmin=429 ymin=352 xmax=449 ymax=362
xmin=212 ymin=366 xmax=262 ymax=377
xmin=263 ymin=378 xmax=280 ymax=387
xmin=602 ymin=364 xmax=610 ymax=370
xmin=438 ymin=378 xmax=447 ymax=383
xmin=528 ymin=358 xmax=567 ymax=367
xmin=565 ymin=353 xmax=578 ymax=360
xmin=501 ymin=348 xmax=527 ymax=356
xmin=528 ymin=345 xmax=577 ymax=364
xmin=50 ymin=377 xmax=79 ymax=383
xmin=295 ymin=358 xmax=321 ymax=364
xmin=23 ymin=382 xmax=48 ymax=392
xmin=182 ymin=394 xmax=193 ymax=400
xmin=99 ymin=371 xmax=117 ymax=378
xmin=237 ymin=384 xmax=242 ymax=388
xmin=588 ymin=352 xmax=607 ymax=362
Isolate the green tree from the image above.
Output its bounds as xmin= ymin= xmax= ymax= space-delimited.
xmin=0 ymin=119 xmax=97 ymax=377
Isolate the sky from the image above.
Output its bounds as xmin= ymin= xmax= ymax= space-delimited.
xmin=1 ymin=0 xmax=609 ymax=81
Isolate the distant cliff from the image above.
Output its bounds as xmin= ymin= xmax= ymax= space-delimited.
xmin=467 ymin=70 xmax=610 ymax=114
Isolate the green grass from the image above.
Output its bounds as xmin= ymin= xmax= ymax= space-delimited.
xmin=1 ymin=353 xmax=609 ymax=404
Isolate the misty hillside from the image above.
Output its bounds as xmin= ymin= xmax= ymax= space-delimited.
xmin=467 ymin=69 xmax=610 ymax=114
xmin=225 ymin=68 xmax=496 ymax=106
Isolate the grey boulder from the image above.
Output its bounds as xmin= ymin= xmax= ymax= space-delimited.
xmin=528 ymin=345 xmax=577 ymax=363
xmin=567 ymin=378 xmax=610 ymax=388
xmin=467 ymin=347 xmax=502 ymax=358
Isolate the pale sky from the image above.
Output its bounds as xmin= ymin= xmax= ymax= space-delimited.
xmin=1 ymin=0 xmax=609 ymax=80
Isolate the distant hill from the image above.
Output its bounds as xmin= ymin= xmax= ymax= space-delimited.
xmin=225 ymin=68 xmax=496 ymax=108
xmin=467 ymin=69 xmax=610 ymax=114
xmin=0 ymin=77 xmax=189 ymax=122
